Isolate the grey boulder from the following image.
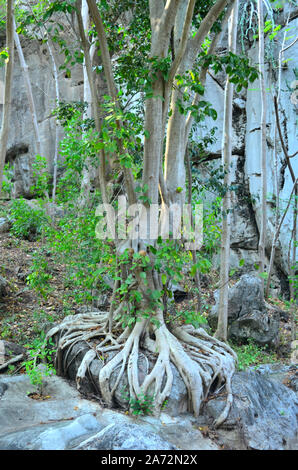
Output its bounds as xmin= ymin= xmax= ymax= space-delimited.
xmin=204 ymin=370 xmax=298 ymax=450
xmin=75 ymin=423 xmax=177 ymax=450
xmin=0 ymin=217 xmax=10 ymax=233
xmin=209 ymin=274 xmax=280 ymax=347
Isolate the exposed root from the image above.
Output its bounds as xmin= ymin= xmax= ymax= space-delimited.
xmin=46 ymin=310 xmax=237 ymax=426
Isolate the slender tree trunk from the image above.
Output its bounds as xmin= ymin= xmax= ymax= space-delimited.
xmin=215 ymin=0 xmax=238 ymax=342
xmin=47 ymin=38 xmax=60 ymax=203
xmin=273 ymin=95 xmax=297 ymax=304
xmin=265 ymin=8 xmax=292 ymax=298
xmin=0 ymin=0 xmax=14 ymax=194
xmin=13 ymin=19 xmax=50 ymax=202
xmin=257 ymin=0 xmax=267 ymax=298
xmin=266 ymin=178 xmax=297 ymax=297
xmin=185 ymin=145 xmax=202 ymax=312
xmin=78 ymin=0 xmax=95 ymax=209
xmin=75 ymin=0 xmax=115 ymax=237
xmin=13 ymin=22 xmax=41 ymax=156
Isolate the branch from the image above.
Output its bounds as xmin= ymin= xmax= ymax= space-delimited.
xmin=265 ymin=178 xmax=297 ymax=298
xmin=0 ymin=354 xmax=24 ymax=371
xmin=86 ymin=0 xmax=136 ymax=206
xmin=86 ymin=0 xmax=118 ymax=99
xmin=149 ymin=0 xmax=164 ymax=30
xmin=155 ymin=0 xmax=181 ymax=56
xmin=280 ymin=35 xmax=298 ymax=54
xmin=289 ymin=150 xmax=298 ymax=158
xmin=76 ymin=0 xmax=114 ymax=235
xmin=274 ymin=95 xmax=296 ymax=183
xmin=185 ymin=0 xmax=232 ymax=69
xmin=167 ymin=0 xmax=196 ymax=85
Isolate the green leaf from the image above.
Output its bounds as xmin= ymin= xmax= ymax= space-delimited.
xmin=190 ymin=265 xmax=197 ymax=277
xmin=161 ymin=274 xmax=167 ymax=285
xmin=152 ymin=290 xmax=161 ymax=300
xmin=259 ymin=272 xmax=268 ymax=280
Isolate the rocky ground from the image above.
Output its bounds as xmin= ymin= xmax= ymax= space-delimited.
xmin=0 ymin=362 xmax=297 ymax=450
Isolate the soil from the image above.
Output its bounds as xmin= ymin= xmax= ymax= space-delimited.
xmin=0 ymin=231 xmax=72 ymax=346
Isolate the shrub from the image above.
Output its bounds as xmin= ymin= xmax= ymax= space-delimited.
xmin=8 ymin=198 xmax=48 ymax=240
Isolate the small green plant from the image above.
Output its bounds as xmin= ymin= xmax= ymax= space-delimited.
xmin=0 ymin=324 xmax=13 ymax=340
xmin=23 ymin=338 xmax=56 ymax=396
xmin=121 ymin=389 xmax=155 ymax=416
xmin=30 ymin=155 xmax=51 ymax=198
xmin=26 ymin=252 xmax=53 ymax=300
xmin=7 ymin=364 xmax=16 ymax=374
xmin=8 ymin=198 xmax=48 ymax=240
xmin=2 ymin=163 xmax=13 ymax=197
xmin=174 ymin=309 xmax=208 ymax=328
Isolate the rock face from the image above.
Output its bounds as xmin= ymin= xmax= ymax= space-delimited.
xmin=193 ymin=7 xmax=298 ymax=294
xmin=203 ymin=369 xmax=298 ymax=450
xmin=0 ymin=373 xmax=217 ymax=450
xmin=209 ymin=274 xmax=280 ymax=347
xmin=0 ymin=30 xmax=84 ymax=198
xmin=75 ymin=423 xmax=177 ymax=450
xmin=244 ymin=14 xmax=298 ymax=280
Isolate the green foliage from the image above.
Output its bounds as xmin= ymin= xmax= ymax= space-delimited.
xmin=111 ymin=235 xmax=214 ymax=329
xmin=31 ymin=155 xmax=51 ymax=198
xmin=8 ymin=199 xmax=49 ymax=240
xmin=175 ymin=309 xmax=208 ymax=329
xmin=289 ymin=258 xmax=298 ymax=301
xmin=231 ymin=339 xmax=277 ymax=371
xmin=175 ymin=70 xmax=217 ymax=122
xmin=23 ymin=337 xmax=56 ymax=396
xmin=2 ymin=163 xmax=13 ymax=197
xmin=52 ymin=103 xmax=98 ymax=202
xmin=201 ymin=51 xmax=259 ymax=93
xmin=121 ymin=389 xmax=155 ymax=416
xmin=97 ymin=95 xmax=144 ymax=175
xmin=28 ymin=200 xmax=107 ymax=306
xmin=52 ymin=100 xmax=90 ymax=128
xmin=26 ymin=251 xmax=53 ymax=300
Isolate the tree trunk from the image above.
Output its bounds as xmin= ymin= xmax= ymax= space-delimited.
xmin=265 ymin=8 xmax=291 ymax=299
xmin=215 ymin=0 xmax=238 ymax=342
xmin=47 ymin=38 xmax=60 ymax=203
xmin=0 ymin=0 xmax=14 ymax=194
xmin=257 ymin=0 xmax=267 ymax=298
xmin=78 ymin=0 xmax=95 ymax=209
xmin=46 ymin=0 xmax=237 ymax=425
xmin=13 ymin=22 xmax=41 ymax=156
